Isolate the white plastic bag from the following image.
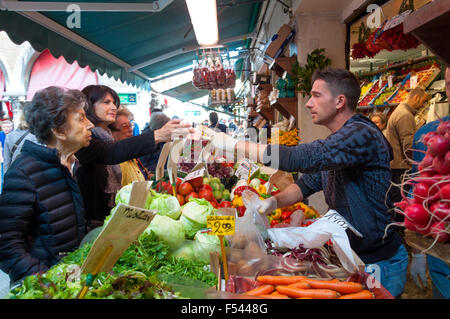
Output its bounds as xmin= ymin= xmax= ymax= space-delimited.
xmin=267 ymin=214 xmax=359 ymax=274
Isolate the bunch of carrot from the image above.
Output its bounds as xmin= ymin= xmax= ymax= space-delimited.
xmin=243 ymin=275 xmax=374 ymax=299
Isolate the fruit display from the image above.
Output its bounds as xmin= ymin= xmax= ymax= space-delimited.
xmin=359 ymin=81 xmax=374 ymax=98
xmin=358 ymin=80 xmax=386 ymax=107
xmin=268 ymin=128 xmax=300 ymax=146
xmin=268 ymin=202 xmax=319 ymax=228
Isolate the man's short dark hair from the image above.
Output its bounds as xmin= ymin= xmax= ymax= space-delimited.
xmin=311 ymin=68 xmax=361 ymax=111
xmin=25 ymin=86 xmax=88 ymax=144
xmin=82 ymin=85 xmax=120 ymax=125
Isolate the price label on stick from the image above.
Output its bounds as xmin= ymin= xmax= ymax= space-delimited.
xmin=207 ymin=215 xmax=235 ymax=236
xmin=81 ymin=203 xmax=156 ymax=274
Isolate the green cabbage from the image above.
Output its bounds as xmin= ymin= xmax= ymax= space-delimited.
xmin=172 ymin=241 xmax=196 ymax=260
xmin=180 ymin=198 xmax=214 ymax=238
xmin=193 ymin=231 xmax=222 ymax=263
xmin=149 ymin=192 xmax=181 ymax=220
xmin=115 ymin=183 xmax=153 ymax=209
xmin=145 ymin=215 xmax=185 ymax=250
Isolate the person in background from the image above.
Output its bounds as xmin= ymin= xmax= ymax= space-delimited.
xmin=110 ymin=108 xmax=148 ymax=186
xmin=75 ymin=85 xmax=192 ymax=231
xmin=228 ymin=118 xmax=237 ymax=131
xmin=408 ymin=67 xmax=450 ymax=299
xmin=385 ymin=88 xmax=428 ymax=222
xmin=203 ymin=68 xmax=407 ymax=298
xmin=209 ymin=112 xmax=228 ymax=133
xmin=139 ymin=111 xmax=170 ymax=174
xmin=130 ymin=112 xmax=140 ymax=136
xmin=370 ymin=112 xmax=388 ymax=136
xmin=0 ymin=86 xmax=93 ymax=284
xmin=3 ymin=110 xmax=39 ymax=173
xmin=0 ymin=120 xmax=13 ymax=192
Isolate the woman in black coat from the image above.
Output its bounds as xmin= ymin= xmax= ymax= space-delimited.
xmin=75 ymin=85 xmax=192 ymax=230
xmin=0 ymin=86 xmax=94 ymax=284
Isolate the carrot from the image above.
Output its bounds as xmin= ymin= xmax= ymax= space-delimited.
xmin=338 ymin=290 xmax=374 ymax=299
xmin=297 ymin=297 xmax=313 ymax=299
xmin=270 ymin=291 xmax=286 ymax=296
xmin=287 ymin=281 xmax=311 ymax=289
xmin=245 ymin=284 xmax=275 ymax=296
xmin=258 ymin=294 xmax=289 ymax=299
xmin=303 ymin=279 xmax=363 ymax=295
xmin=276 ymin=286 xmax=339 ymax=299
xmin=257 ymin=275 xmax=307 ymax=285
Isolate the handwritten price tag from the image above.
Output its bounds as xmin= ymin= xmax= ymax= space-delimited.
xmin=207 ymin=216 xmax=235 ymax=236
xmin=322 ymin=210 xmax=363 ymax=238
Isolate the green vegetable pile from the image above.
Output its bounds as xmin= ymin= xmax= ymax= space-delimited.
xmin=9 ymin=232 xmax=217 ymax=299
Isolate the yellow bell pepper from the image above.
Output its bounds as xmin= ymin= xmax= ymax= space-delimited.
xmin=271 ymin=209 xmax=282 ymax=220
xmin=258 ymin=185 xmax=267 ymax=194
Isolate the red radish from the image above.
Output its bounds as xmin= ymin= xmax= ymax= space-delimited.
xmin=436 ymin=121 xmax=450 ymax=136
xmin=412 ymin=182 xmax=429 ymax=203
xmin=394 ymin=199 xmax=413 ymax=211
xmin=403 ymin=217 xmax=418 ymax=232
xmin=404 ymin=203 xmax=430 ymax=227
xmin=445 ymin=150 xmax=450 ymax=166
xmin=419 ymin=153 xmax=434 ymax=170
xmin=432 ymin=155 xmax=450 ymax=175
xmin=422 ymin=131 xmax=438 ymax=146
xmin=430 ymin=201 xmax=450 ymax=221
xmin=427 ymin=134 xmax=450 ymax=156
xmin=429 ymin=221 xmax=450 ymax=243
xmin=429 ymin=183 xmax=450 ymax=201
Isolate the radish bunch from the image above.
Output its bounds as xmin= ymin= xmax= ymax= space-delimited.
xmin=390 ymin=120 xmax=450 ymax=245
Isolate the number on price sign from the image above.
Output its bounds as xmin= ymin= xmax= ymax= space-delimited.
xmin=207 ymin=216 xmax=235 ymax=236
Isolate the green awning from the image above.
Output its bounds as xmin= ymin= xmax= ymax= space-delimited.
xmin=0 ymin=0 xmax=262 ymax=95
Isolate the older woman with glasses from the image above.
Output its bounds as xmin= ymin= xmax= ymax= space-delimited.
xmin=0 ymin=86 xmax=94 ymax=284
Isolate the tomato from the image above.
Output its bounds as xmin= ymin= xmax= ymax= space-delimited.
xmin=176 ymin=178 xmax=182 ymax=192
xmin=218 ymin=201 xmax=232 ymax=208
xmin=281 ymin=211 xmax=293 ymax=221
xmin=200 ymin=184 xmax=213 ymax=193
xmin=176 ymin=194 xmax=185 ymax=205
xmin=178 ymin=182 xmax=193 ymax=196
xmin=210 ymin=200 xmax=218 ymax=208
xmin=189 ymin=176 xmax=203 ymax=189
xmin=199 ymin=188 xmax=214 ymax=201
xmin=185 ymin=192 xmax=198 ymax=202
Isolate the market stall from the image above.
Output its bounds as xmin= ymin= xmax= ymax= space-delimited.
xmin=6 ymin=131 xmax=401 ymax=300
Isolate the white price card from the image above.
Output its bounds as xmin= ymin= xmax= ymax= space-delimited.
xmin=183 ymin=167 xmax=205 ymax=183
xmin=322 ymin=210 xmax=364 ymax=238
xmin=410 ymin=75 xmax=418 ymax=89
xmin=388 ymin=75 xmax=393 ymax=88
xmin=235 ymin=158 xmax=259 ymax=181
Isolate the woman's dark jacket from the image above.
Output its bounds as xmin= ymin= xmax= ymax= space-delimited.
xmin=0 ymin=141 xmax=86 ymax=283
xmin=75 ymin=130 xmax=157 ymax=224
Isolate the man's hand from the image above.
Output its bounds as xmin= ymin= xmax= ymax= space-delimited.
xmin=255 ymin=196 xmax=278 ymax=215
xmin=410 ymin=253 xmax=427 ymax=289
xmin=154 ymin=119 xmax=193 ymax=143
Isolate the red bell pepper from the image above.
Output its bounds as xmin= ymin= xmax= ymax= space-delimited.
xmin=234 ymin=186 xmax=258 ymax=197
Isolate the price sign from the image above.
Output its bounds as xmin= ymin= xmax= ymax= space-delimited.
xmin=183 ymin=167 xmax=205 ymax=183
xmin=322 ymin=210 xmax=363 ymax=238
xmin=207 ymin=215 xmax=235 ymax=236
xmin=410 ymin=75 xmax=418 ymax=89
xmin=235 ymin=158 xmax=259 ymax=181
xmin=388 ymin=75 xmax=393 ymax=88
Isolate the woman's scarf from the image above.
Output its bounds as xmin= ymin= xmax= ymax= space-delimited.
xmin=91 ymin=126 xmax=122 ymax=207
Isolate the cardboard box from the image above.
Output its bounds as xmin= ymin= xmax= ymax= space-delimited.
xmin=264 ymin=24 xmax=295 ymax=59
